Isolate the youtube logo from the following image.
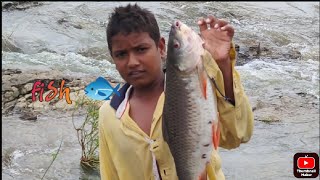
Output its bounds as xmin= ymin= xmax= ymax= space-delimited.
xmin=294 ymin=153 xmax=319 ymax=178
xmin=298 ymin=157 xmax=315 ymax=169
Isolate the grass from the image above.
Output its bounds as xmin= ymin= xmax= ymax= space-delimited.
xmin=71 ymin=91 xmax=102 ymax=171
xmin=40 ymin=90 xmax=101 ymax=179
xmin=41 ymin=138 xmax=63 ymax=180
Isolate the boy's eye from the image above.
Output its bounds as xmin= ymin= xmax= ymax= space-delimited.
xmin=137 ymin=47 xmax=147 ymax=52
xmin=114 ymin=51 xmax=127 ymax=58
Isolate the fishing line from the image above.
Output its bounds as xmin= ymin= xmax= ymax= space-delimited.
xmin=210 ymin=77 xmax=235 ymax=106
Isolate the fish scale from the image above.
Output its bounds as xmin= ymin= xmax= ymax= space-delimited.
xmin=162 ymin=20 xmax=219 ymax=180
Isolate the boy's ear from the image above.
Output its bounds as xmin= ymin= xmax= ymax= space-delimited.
xmin=159 ymin=37 xmax=166 ymax=59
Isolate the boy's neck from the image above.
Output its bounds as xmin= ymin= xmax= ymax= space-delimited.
xmin=131 ymin=73 xmax=165 ymax=99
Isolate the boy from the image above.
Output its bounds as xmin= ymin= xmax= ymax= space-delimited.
xmin=99 ymin=3 xmax=253 ymax=180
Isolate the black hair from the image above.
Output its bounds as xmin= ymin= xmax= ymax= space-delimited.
xmin=106 ymin=3 xmax=160 ymax=55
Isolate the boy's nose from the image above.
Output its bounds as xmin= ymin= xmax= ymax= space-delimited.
xmin=128 ymin=54 xmax=140 ymax=67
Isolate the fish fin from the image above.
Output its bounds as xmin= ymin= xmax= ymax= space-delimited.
xmin=96 ymin=76 xmax=121 ymax=97
xmin=212 ymin=114 xmax=221 ymax=150
xmin=96 ymin=76 xmax=112 ymax=86
xmin=197 ymin=63 xmax=207 ymax=100
xmin=104 ymin=96 xmax=111 ymax=100
xmin=97 ymin=91 xmax=106 ymax=96
xmin=113 ymin=84 xmax=121 ymax=97
xmin=198 ymin=166 xmax=208 ymax=180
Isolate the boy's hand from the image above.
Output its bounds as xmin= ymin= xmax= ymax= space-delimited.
xmin=197 ymin=15 xmax=234 ymax=71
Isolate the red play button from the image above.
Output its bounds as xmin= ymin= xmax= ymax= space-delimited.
xmin=298 ymin=157 xmax=315 ymax=169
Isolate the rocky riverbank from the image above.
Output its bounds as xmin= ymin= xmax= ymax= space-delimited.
xmin=1 ymin=68 xmax=121 ymax=118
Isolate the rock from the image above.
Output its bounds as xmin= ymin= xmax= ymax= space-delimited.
xmin=296 ymin=92 xmax=307 ymax=97
xmin=54 ymin=100 xmax=69 ymax=110
xmin=248 ymin=43 xmax=261 ymax=57
xmin=2 ymin=100 xmax=17 ymax=115
xmin=19 ymin=111 xmax=39 ymax=121
xmin=72 ymin=24 xmax=83 ymax=29
xmin=236 ymin=53 xmax=251 ymax=66
xmin=4 ymin=91 xmax=14 ymax=102
xmin=2 ymin=69 xmax=22 ymax=76
xmin=2 ymin=83 xmax=13 ymax=92
xmin=256 ymin=115 xmax=281 ymax=124
xmin=2 ymin=1 xmax=15 ymax=10
xmin=2 ymin=1 xmax=43 ymax=11
xmin=11 ymin=86 xmax=19 ymax=99
xmin=21 ymin=83 xmax=34 ymax=95
xmin=15 ymin=101 xmax=28 ymax=109
xmin=28 ymin=101 xmax=44 ymax=109
xmin=57 ymin=18 xmax=68 ymax=24
xmin=25 ymin=94 xmax=33 ymax=102
xmin=15 ymin=97 xmax=28 ymax=109
xmin=287 ymin=49 xmax=302 ymax=59
xmin=73 ymin=87 xmax=82 ymax=91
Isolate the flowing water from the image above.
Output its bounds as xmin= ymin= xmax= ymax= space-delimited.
xmin=2 ymin=2 xmax=319 ymax=180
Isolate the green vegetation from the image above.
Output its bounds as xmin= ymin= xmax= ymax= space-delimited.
xmin=41 ymin=138 xmax=63 ymax=180
xmin=71 ymin=92 xmax=101 ymax=171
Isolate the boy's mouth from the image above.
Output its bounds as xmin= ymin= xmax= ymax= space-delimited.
xmin=128 ymin=70 xmax=146 ymax=77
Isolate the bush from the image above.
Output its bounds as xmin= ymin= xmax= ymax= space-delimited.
xmin=71 ymin=93 xmax=102 ymax=171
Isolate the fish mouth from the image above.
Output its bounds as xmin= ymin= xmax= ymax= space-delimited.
xmin=84 ymin=89 xmax=88 ymax=94
xmin=172 ymin=20 xmax=181 ymax=30
xmin=170 ymin=20 xmax=181 ymax=34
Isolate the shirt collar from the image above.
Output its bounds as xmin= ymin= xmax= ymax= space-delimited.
xmin=112 ymin=72 xmax=166 ymax=119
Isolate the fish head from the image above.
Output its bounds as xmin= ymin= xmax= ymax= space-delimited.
xmin=167 ymin=20 xmax=204 ymax=72
xmin=84 ymin=82 xmax=97 ymax=97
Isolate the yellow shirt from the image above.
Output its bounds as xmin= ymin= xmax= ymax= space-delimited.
xmin=98 ymin=45 xmax=254 ymax=180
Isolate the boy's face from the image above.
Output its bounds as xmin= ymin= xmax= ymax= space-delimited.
xmin=111 ymin=32 xmax=165 ymax=88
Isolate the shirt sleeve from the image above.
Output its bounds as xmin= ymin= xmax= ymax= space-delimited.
xmin=99 ymin=103 xmax=119 ymax=180
xmin=209 ymin=43 xmax=254 ymax=150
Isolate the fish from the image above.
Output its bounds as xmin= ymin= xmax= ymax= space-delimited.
xmin=84 ymin=76 xmax=121 ymax=100
xmin=162 ymin=20 xmax=221 ymax=180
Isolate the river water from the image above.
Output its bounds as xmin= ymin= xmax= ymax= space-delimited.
xmin=2 ymin=2 xmax=319 ymax=180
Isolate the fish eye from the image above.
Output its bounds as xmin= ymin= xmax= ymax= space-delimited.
xmin=91 ymin=88 xmax=94 ymax=90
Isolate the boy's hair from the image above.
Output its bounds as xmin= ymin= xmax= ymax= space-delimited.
xmin=106 ymin=3 xmax=160 ymax=55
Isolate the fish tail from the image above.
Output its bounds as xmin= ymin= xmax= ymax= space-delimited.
xmin=113 ymin=84 xmax=121 ymax=97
